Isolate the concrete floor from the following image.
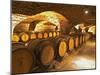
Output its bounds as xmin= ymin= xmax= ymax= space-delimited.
xmin=48 ymin=39 xmax=96 ymax=72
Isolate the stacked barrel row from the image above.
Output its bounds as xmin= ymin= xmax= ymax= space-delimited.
xmin=12 ymin=33 xmax=86 ymax=74
xmin=12 ymin=31 xmax=60 ymax=42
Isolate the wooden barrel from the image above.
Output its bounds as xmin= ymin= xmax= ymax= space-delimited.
xmin=75 ymin=35 xmax=79 ymax=48
xmin=27 ymin=39 xmax=55 ymax=67
xmin=12 ymin=33 xmax=20 ymax=42
xmin=19 ymin=32 xmax=30 ymax=42
xmin=52 ymin=37 xmax=68 ymax=60
xmin=53 ymin=32 xmax=57 ymax=37
xmin=58 ymin=39 xmax=67 ymax=57
xmin=43 ymin=32 xmax=48 ymax=39
xmin=37 ymin=33 xmax=43 ymax=39
xmin=30 ymin=33 xmax=37 ymax=39
xmin=12 ymin=43 xmax=35 ymax=74
xmin=68 ymin=36 xmax=75 ymax=52
xmin=57 ymin=31 xmax=60 ymax=36
xmin=49 ymin=32 xmax=53 ymax=37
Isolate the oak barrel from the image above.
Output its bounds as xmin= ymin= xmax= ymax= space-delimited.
xmin=12 ymin=43 xmax=35 ymax=74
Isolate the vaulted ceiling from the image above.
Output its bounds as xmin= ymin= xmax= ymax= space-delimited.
xmin=12 ymin=1 xmax=96 ymax=26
